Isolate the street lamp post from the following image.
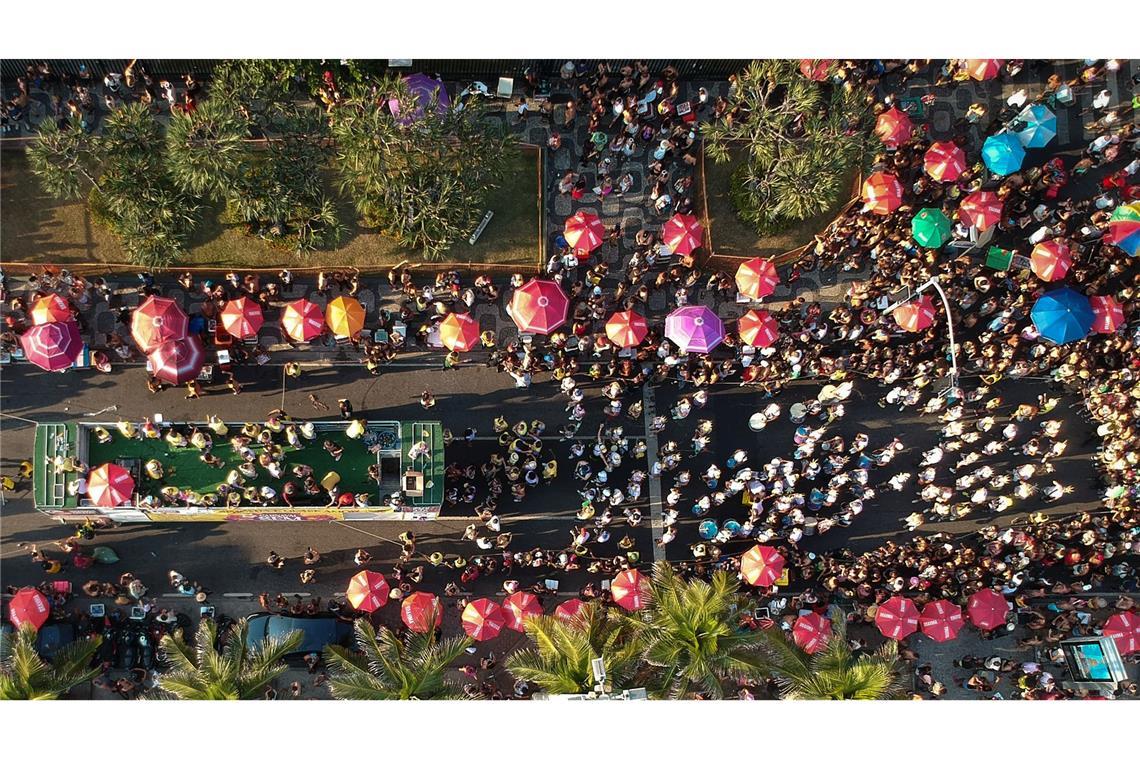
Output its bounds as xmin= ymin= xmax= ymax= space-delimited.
xmin=883 ymin=277 xmax=960 ymax=391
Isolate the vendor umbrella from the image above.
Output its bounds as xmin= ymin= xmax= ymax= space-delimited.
xmin=400 ymin=592 xmax=443 ymax=633
xmin=799 ymin=59 xmax=834 ymax=81
xmin=982 ymin=133 xmax=1025 ymax=176
xmin=875 ymin=596 xmax=920 ymax=640
xmin=967 ymin=589 xmax=1010 ymax=631
xmin=20 ymin=321 xmax=83 ymax=372
xmin=503 ymin=591 xmax=543 ymax=632
xmin=1107 ymin=202 xmax=1140 ymax=256
xmin=510 ymin=278 xmax=569 ymax=335
xmin=792 ymin=612 xmax=832 ymax=654
xmin=923 ymin=141 xmax=967 ymax=182
xmin=131 ymin=296 xmax=188 ymax=353
xmin=563 ymin=210 xmax=606 ymax=255
xmin=554 ymin=599 xmax=585 ymax=622
xmin=1030 ymin=239 xmax=1072 ymax=282
xmin=1090 ymin=295 xmax=1125 ymax=334
xmin=1031 ymin=287 xmax=1093 ymax=345
xmin=1102 ymin=611 xmax=1140 ymax=655
xmin=149 ymin=335 xmax=204 ymax=385
xmin=861 ymin=171 xmax=903 ymax=215
xmin=220 ymin=296 xmax=264 ymax=340
xmin=738 ymin=309 xmax=779 ymax=348
xmin=346 ymin=570 xmax=390 ymax=612
xmin=29 ymin=293 xmax=72 ymax=325
xmin=893 ymin=295 xmax=936 ymax=332
xmin=326 ymin=296 xmax=365 ymax=339
xmin=959 ymin=190 xmax=1003 ymax=231
xmin=439 ymin=312 xmax=480 ymax=352
xmin=662 ymin=213 xmax=703 ymax=255
xmin=919 ymin=599 xmax=965 ymax=643
xmin=8 ymin=587 xmax=50 ymax=631
xmin=735 ymin=257 xmax=779 ymax=300
xmin=1014 ymin=104 xmax=1057 ymax=149
xmin=611 ymin=569 xmax=649 ymax=612
xmin=911 ymin=208 xmax=952 ymax=248
xmin=605 ymin=310 xmax=648 ymax=348
xmin=665 ymin=305 xmax=724 ymax=353
xmin=965 ymin=59 xmax=1004 ymax=81
xmin=875 ymin=107 xmax=913 ymax=149
xmin=462 ymin=598 xmax=507 ymax=641
xmin=281 ymin=298 xmax=325 ymax=342
xmin=86 ymin=462 xmax=135 ymax=508
xmin=740 ymin=545 xmax=785 ymax=587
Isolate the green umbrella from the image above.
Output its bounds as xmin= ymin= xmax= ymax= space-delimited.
xmin=911 ymin=208 xmax=952 ymax=248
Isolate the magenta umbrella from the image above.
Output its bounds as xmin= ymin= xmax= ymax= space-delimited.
xmin=149 ymin=335 xmax=205 ymax=385
xmin=390 ymin=73 xmax=450 ymax=121
xmin=20 ymin=321 xmax=83 ymax=372
xmin=665 ymin=305 xmax=724 ymax=353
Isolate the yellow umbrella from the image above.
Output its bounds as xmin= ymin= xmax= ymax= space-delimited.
xmin=326 ymin=296 xmax=365 ymax=338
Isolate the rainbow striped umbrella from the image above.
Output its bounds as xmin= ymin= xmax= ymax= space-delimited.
xmin=1107 ymin=202 xmax=1140 ymax=256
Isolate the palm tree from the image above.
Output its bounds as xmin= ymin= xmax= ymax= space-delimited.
xmin=153 ymin=617 xmax=302 ymax=700
xmin=1 ymin=623 xmax=101 ymax=700
xmin=323 ymin=617 xmax=470 ymax=700
xmin=506 ymin=602 xmax=640 ymax=695
xmin=759 ymin=611 xmax=908 ymax=700
xmin=630 ymin=562 xmax=770 ymax=699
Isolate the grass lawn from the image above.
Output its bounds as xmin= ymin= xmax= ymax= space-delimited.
xmin=1 ymin=147 xmax=539 ymax=269
xmin=698 ymin=147 xmax=859 ymax=263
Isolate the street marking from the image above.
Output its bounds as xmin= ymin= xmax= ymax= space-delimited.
xmin=642 ymin=384 xmax=665 ymax=563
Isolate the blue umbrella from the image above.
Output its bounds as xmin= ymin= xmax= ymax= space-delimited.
xmin=698 ymin=520 xmax=719 ymax=540
xmin=982 ymin=133 xmax=1026 ymax=176
xmin=1014 ymin=104 xmax=1057 ymax=149
xmin=1031 ymin=287 xmax=1093 ymax=345
xmin=723 ymin=520 xmax=742 ymax=536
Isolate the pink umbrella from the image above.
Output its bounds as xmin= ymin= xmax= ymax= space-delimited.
xmin=965 ymin=59 xmax=1004 ymax=81
xmin=662 ymin=213 xmax=704 ymax=255
xmin=564 ymin=211 xmax=606 ymax=255
xmin=86 ymin=462 xmax=135 ymax=508
xmin=1031 ymin=240 xmax=1072 ymax=282
xmin=346 ymin=571 xmax=390 ymax=612
xmin=19 ymin=321 xmax=83 ymax=372
xmin=738 ymin=309 xmax=779 ymax=348
xmin=554 ymin=598 xmax=586 ymax=622
xmin=611 ymin=569 xmax=650 ymax=612
xmin=740 ymin=545 xmax=785 ymax=587
xmin=735 ymin=257 xmax=779 ymax=300
xmin=8 ymin=588 xmax=51 ymax=631
xmin=875 ymin=596 xmax=920 ymax=640
xmin=959 ymin=191 xmax=1003 ymax=231
xmin=893 ymin=295 xmax=936 ymax=332
xmin=281 ymin=299 xmax=325 ymax=342
xmin=1102 ymin=611 xmax=1140 ymax=655
xmin=220 ymin=296 xmax=264 ymax=339
xmin=924 ymin=141 xmax=967 ymax=182
xmin=462 ymin=598 xmax=507 ymax=642
xmin=400 ymin=592 xmax=442 ymax=633
xmin=29 ymin=294 xmax=72 ymax=325
xmin=131 ymin=296 xmax=188 ymax=353
xmin=503 ymin=591 xmax=543 ymax=632
xmin=875 ymin=107 xmax=913 ymax=149
xmin=665 ymin=305 xmax=724 ymax=353
xmin=149 ymin=335 xmax=204 ymax=385
xmin=967 ymin=589 xmax=1010 ymax=631
xmin=792 ymin=612 xmax=833 ymax=654
xmin=799 ymin=59 xmax=834 ymax=81
xmin=1090 ymin=295 xmax=1124 ymax=334
xmin=861 ymin=172 xmax=903 ymax=215
xmin=509 ymin=279 xmax=569 ymax=335
xmin=919 ymin=600 xmax=965 ymax=643
xmin=605 ymin=310 xmax=649 ymax=348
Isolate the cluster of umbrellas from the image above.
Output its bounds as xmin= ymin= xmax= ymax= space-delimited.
xmin=872 ymin=590 xmax=1010 ymax=644
xmin=563 ymin=211 xmax=704 ymax=260
xmin=282 ymin=296 xmax=364 ymax=342
xmin=19 ymin=293 xmax=84 ymax=372
xmin=131 ymin=296 xmax=203 ymax=384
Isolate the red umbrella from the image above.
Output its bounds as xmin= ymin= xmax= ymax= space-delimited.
xmin=893 ymin=295 xmax=936 ymax=332
xmin=86 ymin=462 xmax=135 ymax=508
xmin=1103 ymin=611 xmax=1140 ymax=655
xmin=735 ymin=257 xmax=779 ymax=300
xmin=462 ymin=598 xmax=507 ymax=641
xmin=131 ymin=296 xmax=188 ymax=353
xmin=400 ymin=592 xmax=442 ymax=633
xmin=605 ymin=310 xmax=648 ymax=348
xmin=875 ymin=107 xmax=913 ymax=149
xmin=792 ymin=612 xmax=833 ymax=654
xmin=20 ymin=321 xmax=83 ymax=372
xmin=149 ymin=335 xmax=205 ymax=385
xmin=919 ymin=599 xmax=965 ymax=643
xmin=799 ymin=59 xmax=834 ymax=81
xmin=220 ymin=296 xmax=264 ymax=340
xmin=662 ymin=213 xmax=703 ymax=255
xmin=29 ymin=293 xmax=72 ymax=325
xmin=345 ymin=570 xmax=390 ymax=612
xmin=281 ymin=298 xmax=325 ymax=342
xmin=959 ymin=190 xmax=1003 ymax=231
xmin=875 ymin=596 xmax=920 ymax=640
xmin=439 ymin=312 xmax=480 ymax=352
xmin=738 ymin=309 xmax=779 ymax=348
xmin=503 ymin=591 xmax=543 ymax=632
xmin=740 ymin=545 xmax=785 ymax=587
xmin=1031 ymin=240 xmax=1072 ymax=282
xmin=554 ymin=598 xmax=586 ymax=622
xmin=965 ymin=59 xmax=1004 ymax=81
xmin=861 ymin=172 xmax=903 ymax=215
xmin=1090 ymin=295 xmax=1125 ymax=334
xmin=967 ymin=589 xmax=1010 ymax=631
xmin=611 ymin=569 xmax=649 ymax=612
xmin=924 ymin=141 xmax=967 ymax=182
xmin=564 ymin=210 xmax=605 ymax=255
xmin=8 ymin=587 xmax=51 ymax=631
xmin=509 ymin=279 xmax=569 ymax=335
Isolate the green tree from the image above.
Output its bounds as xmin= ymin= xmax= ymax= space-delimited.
xmin=0 ymin=623 xmax=101 ymax=700
xmin=323 ymin=617 xmax=470 ymax=700
xmin=153 ymin=617 xmax=302 ymax=700
xmin=329 ymin=76 xmax=513 ymax=260
xmin=703 ymin=60 xmax=868 ymax=233
xmin=760 ymin=611 xmax=908 ymax=700
xmin=505 ymin=602 xmax=640 ymax=695
xmin=631 ymin=562 xmax=770 ymax=699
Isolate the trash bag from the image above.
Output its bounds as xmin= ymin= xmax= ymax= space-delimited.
xmin=92 ymin=546 xmax=120 ymax=564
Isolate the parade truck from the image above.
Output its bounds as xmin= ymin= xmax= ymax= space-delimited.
xmin=32 ymin=419 xmax=444 ymax=523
